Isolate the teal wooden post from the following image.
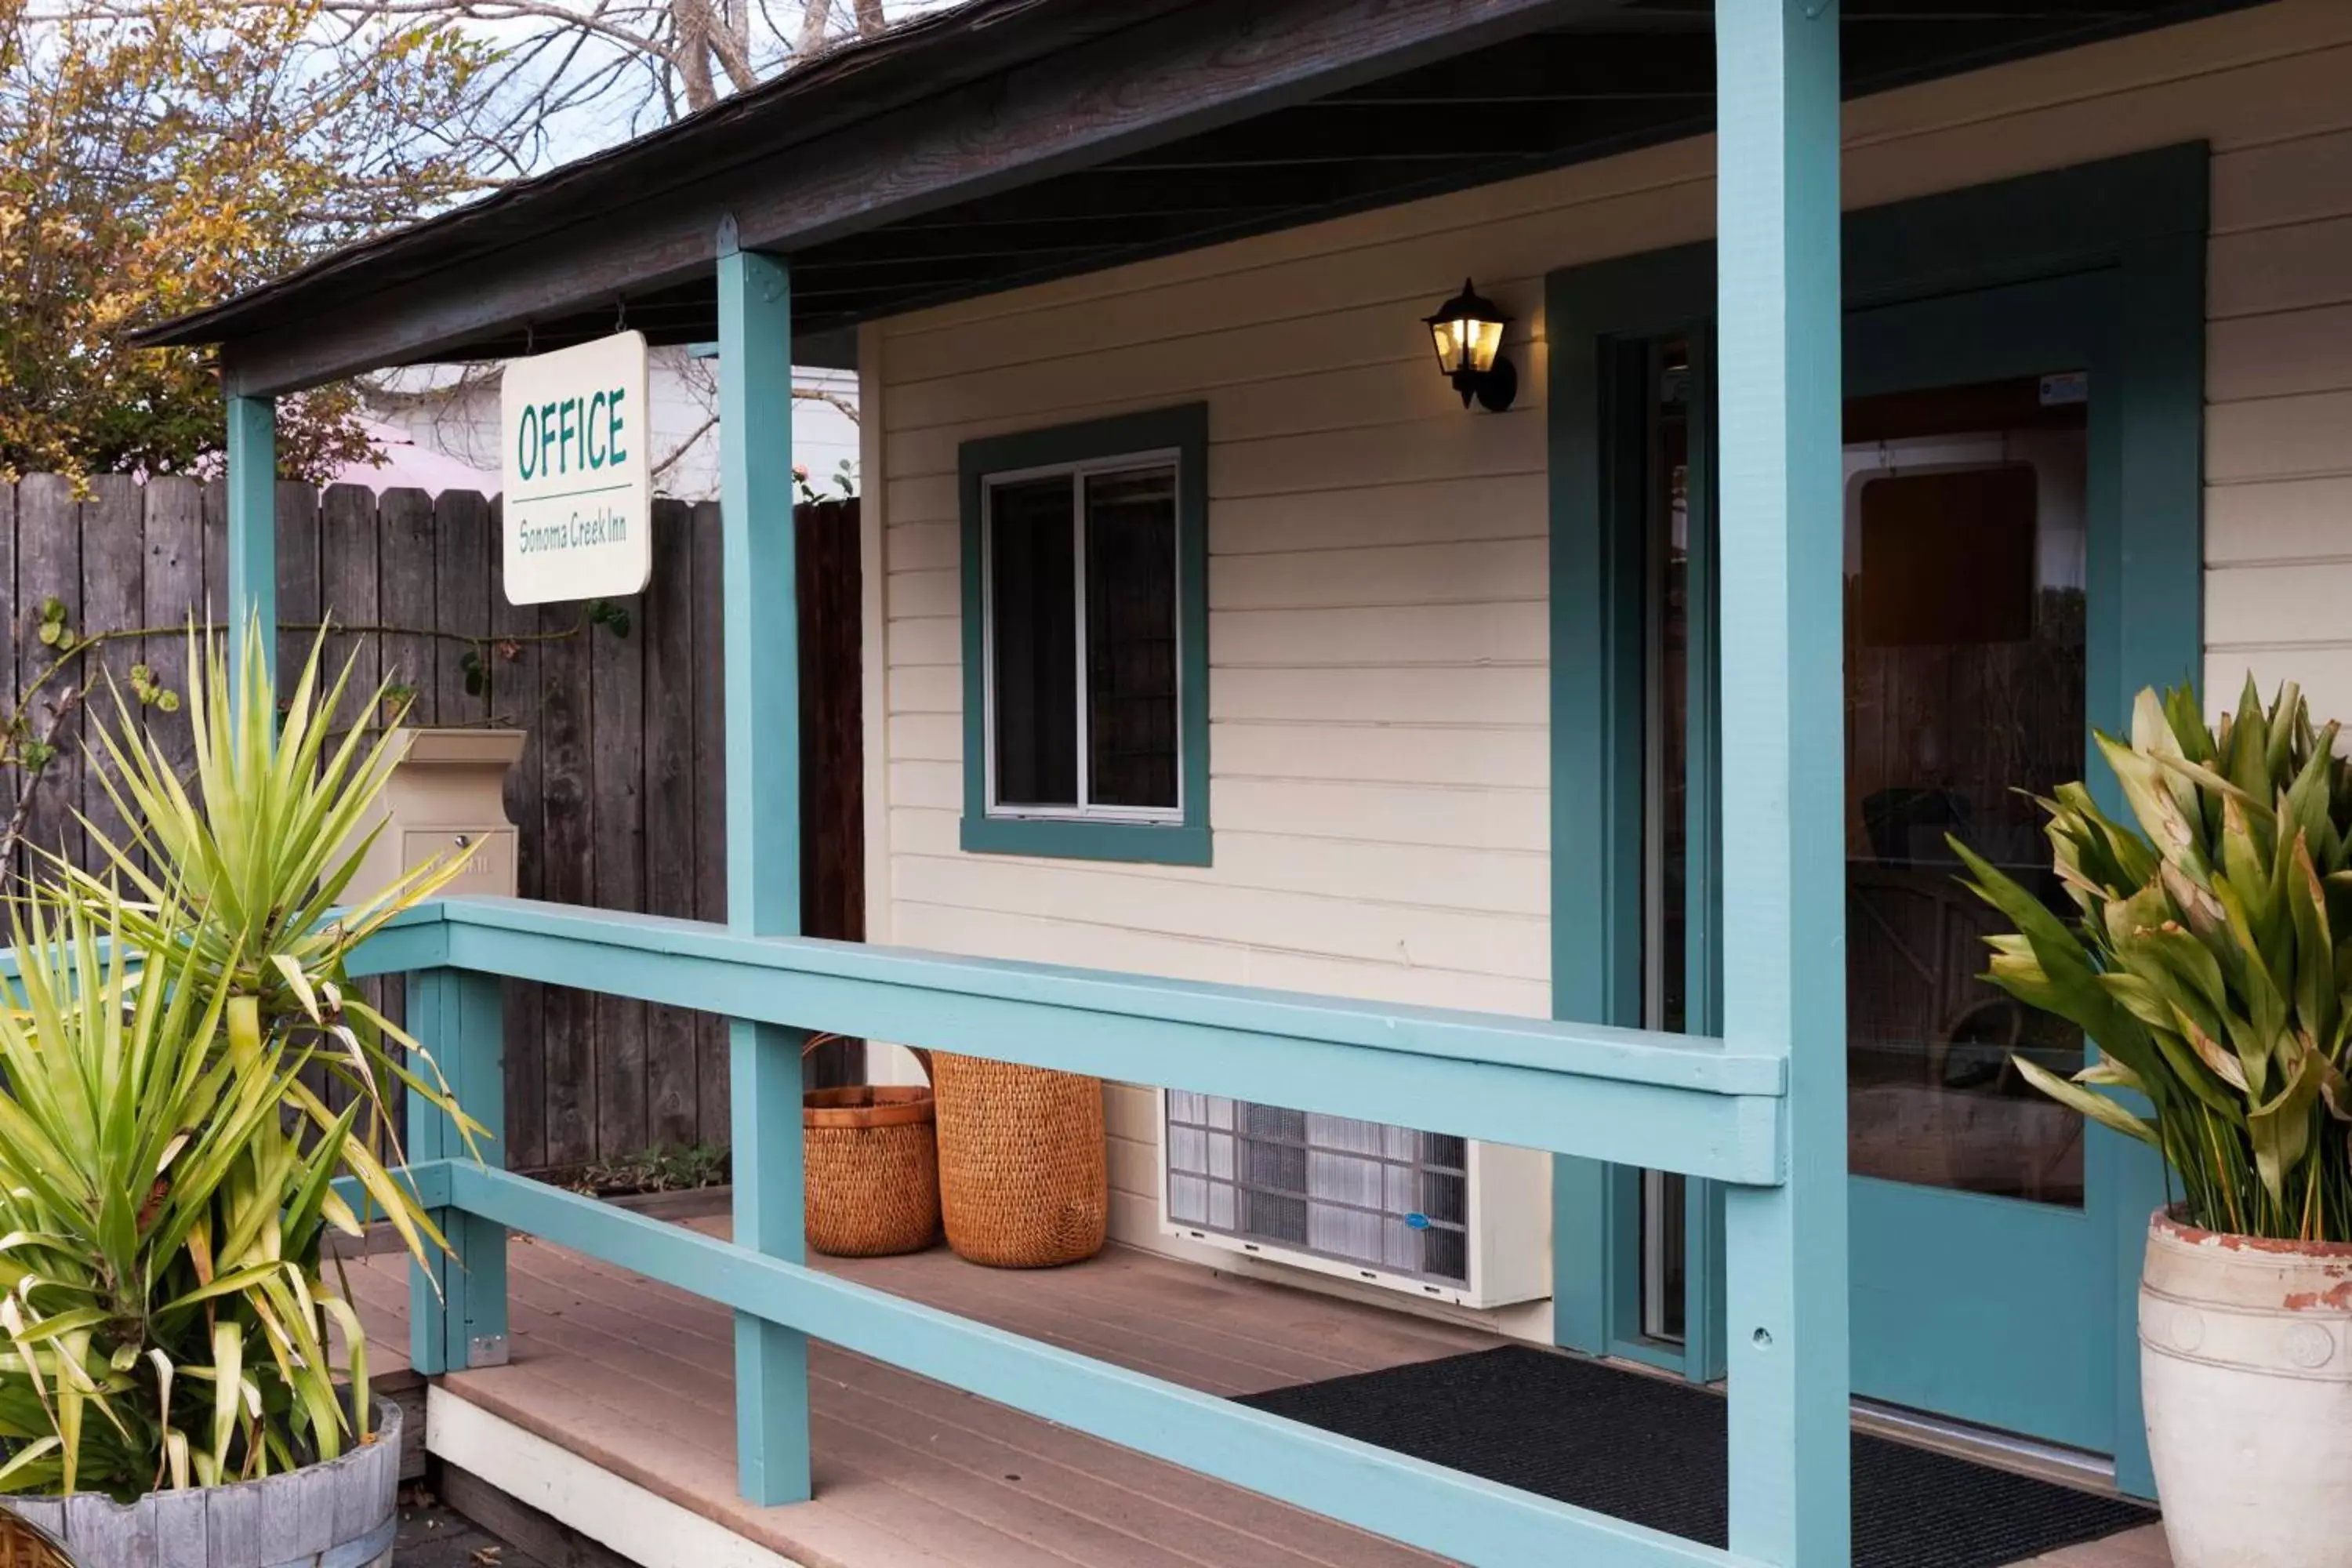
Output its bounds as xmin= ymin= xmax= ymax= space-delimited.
xmin=224 ymin=392 xmax=278 ymax=695
xmin=1715 ymin=3 xmax=1849 ymax=1566
xmin=406 ymin=968 xmax=508 ymax=1376
xmin=717 ymin=222 xmax=813 ymax=1508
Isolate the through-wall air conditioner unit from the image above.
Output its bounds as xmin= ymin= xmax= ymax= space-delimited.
xmin=1157 ymin=1091 xmax=1550 ymax=1310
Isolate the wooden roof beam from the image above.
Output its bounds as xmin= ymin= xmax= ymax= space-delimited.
xmin=214 ymin=0 xmax=1628 ymax=397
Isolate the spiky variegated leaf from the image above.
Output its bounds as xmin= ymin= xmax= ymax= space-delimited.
xmin=1962 ymin=676 xmax=2352 ymax=1243
xmin=0 ymin=619 xmax=474 ymax=1497
xmin=2014 ymin=1057 xmax=2159 ymax=1148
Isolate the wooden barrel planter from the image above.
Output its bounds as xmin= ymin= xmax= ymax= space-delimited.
xmin=0 ymin=1399 xmax=401 ymax=1568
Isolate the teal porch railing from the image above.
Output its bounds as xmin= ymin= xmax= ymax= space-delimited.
xmin=346 ymin=895 xmax=1795 ymax=1568
xmin=216 ymin=2 xmax=1846 ymax=1559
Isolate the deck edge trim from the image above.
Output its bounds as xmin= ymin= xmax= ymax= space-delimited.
xmin=424 ymin=1387 xmax=817 ymax=1568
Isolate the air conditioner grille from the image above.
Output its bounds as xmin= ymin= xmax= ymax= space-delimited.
xmin=1165 ymin=1091 xmax=1469 ymax=1285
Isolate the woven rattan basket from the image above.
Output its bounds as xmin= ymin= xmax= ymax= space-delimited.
xmin=931 ymin=1054 xmax=1108 ymax=1268
xmin=803 ymin=1044 xmax=939 ymax=1258
xmin=0 ymin=1514 xmax=70 ymax=1568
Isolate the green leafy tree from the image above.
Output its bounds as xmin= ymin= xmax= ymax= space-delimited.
xmin=0 ymin=0 xmax=499 ymax=481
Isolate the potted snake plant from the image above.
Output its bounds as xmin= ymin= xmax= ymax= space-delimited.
xmin=1955 ymin=677 xmax=2352 ymax=1568
xmin=0 ymin=619 xmax=478 ymax=1567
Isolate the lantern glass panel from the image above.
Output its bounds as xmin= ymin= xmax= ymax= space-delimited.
xmin=1428 ymin=314 xmax=1504 ymax=376
xmin=1429 ymin=318 xmax=1469 ymax=375
xmin=1463 ymin=316 xmax=1504 ymax=374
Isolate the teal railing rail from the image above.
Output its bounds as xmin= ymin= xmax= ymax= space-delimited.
xmin=342 ymin=895 xmax=1795 ymax=1568
xmin=197 ymin=2 xmax=1847 ymax=1557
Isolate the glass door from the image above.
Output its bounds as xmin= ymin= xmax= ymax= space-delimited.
xmin=1556 ymin=155 xmax=2204 ymax=1479
xmin=1843 ymin=371 xmax=2091 ymax=1212
xmin=1633 ymin=272 xmax=2122 ymax=1446
xmin=1838 ymin=272 xmax=2120 ymax=1450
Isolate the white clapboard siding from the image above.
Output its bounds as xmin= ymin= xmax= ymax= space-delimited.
xmin=888 ymin=615 xmax=959 ymax=668
xmin=864 ymin=0 xmax=2352 ymax=1322
xmin=884 ymin=665 xmax=959 ymax=718
xmin=2207 ymin=477 xmax=2352 ymax=565
xmin=1213 ymin=722 xmax=1548 ymax=791
xmin=2201 ymin=32 xmax=2352 ymax=723
xmin=1210 ymin=474 xmax=1548 ymax=554
xmin=887 ymin=805 xmax=1548 ymax=915
xmin=2207 ymin=300 xmax=2352 ymax=403
xmin=1210 ymin=667 xmax=1546 ymax=729
xmin=2208 ymin=391 xmax=2352 ymax=485
xmin=893 ymin=854 xmax=1548 ymax=980
xmin=1208 ymin=537 xmax=1548 ymax=612
xmin=1213 ymin=601 xmax=1548 ymax=667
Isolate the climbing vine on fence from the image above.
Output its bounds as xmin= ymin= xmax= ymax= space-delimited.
xmin=0 ymin=598 xmax=630 ymax=876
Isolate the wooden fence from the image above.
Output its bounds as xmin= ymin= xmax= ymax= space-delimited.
xmin=0 ymin=474 xmax=864 ymax=1173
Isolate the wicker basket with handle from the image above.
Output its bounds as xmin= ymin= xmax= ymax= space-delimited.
xmin=803 ymin=1040 xmax=939 ymax=1258
xmin=931 ymin=1053 xmax=1107 ymax=1268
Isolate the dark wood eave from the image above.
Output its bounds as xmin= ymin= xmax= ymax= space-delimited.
xmin=140 ymin=0 xmax=2274 ymax=397
xmin=144 ymin=0 xmax=1632 ymax=395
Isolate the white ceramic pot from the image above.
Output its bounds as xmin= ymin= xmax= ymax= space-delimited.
xmin=2140 ymin=1210 xmax=2352 ymax=1568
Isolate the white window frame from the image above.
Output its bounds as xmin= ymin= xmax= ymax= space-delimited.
xmin=978 ymin=445 xmax=1186 ymax=826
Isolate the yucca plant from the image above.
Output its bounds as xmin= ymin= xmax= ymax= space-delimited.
xmin=0 ymin=618 xmax=481 ymax=1497
xmin=66 ymin=619 xmax=479 ymax=1181
xmin=1955 ymin=676 xmax=2352 ymax=1243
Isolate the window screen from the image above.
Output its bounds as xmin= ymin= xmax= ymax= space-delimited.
xmin=989 ymin=477 xmax=1079 ymax=807
xmin=1165 ymin=1092 xmax=1470 ymax=1286
xmin=1085 ymin=470 xmax=1179 ymax=808
xmin=985 ymin=459 xmax=1181 ymax=817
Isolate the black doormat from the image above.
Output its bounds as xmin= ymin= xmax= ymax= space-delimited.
xmin=1237 ymin=1346 xmax=2153 ymax=1567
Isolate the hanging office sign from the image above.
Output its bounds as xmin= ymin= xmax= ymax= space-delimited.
xmin=500 ymin=330 xmax=652 ymax=604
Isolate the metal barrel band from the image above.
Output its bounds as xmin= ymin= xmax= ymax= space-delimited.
xmin=270 ymin=1514 xmax=397 ymax=1568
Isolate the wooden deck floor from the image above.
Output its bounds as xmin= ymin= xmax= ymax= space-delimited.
xmin=344 ymin=1222 xmax=2167 ymax=1568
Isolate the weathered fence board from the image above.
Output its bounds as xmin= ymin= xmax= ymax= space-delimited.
xmin=644 ymin=499 xmax=702 ymax=1151
xmin=0 ymin=485 xmax=16 ymax=867
xmin=0 ymin=477 xmax=864 ymax=1172
xmin=142 ymin=476 xmax=205 ymax=880
xmin=690 ymin=499 xmax=732 ymax=1142
xmin=800 ymin=499 xmax=866 ymax=964
xmin=321 ymin=485 xmax=383 ymax=735
xmin=487 ymin=504 xmax=550 ymax=1171
xmin=536 ymin=572 xmax=597 ymax=1167
xmin=0 ymin=486 xmax=16 ymax=869
xmin=432 ymin=492 xmax=492 ymax=726
xmin=20 ymin=474 xmax=85 ymax=873
xmin=590 ymin=553 xmax=648 ymax=1162
xmin=273 ymin=479 xmax=318 ymax=692
xmin=81 ymin=475 xmax=143 ymax=860
xmin=378 ymin=488 xmax=438 ymax=722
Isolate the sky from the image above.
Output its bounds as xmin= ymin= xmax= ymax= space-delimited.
xmin=461 ymin=0 xmax=965 ymax=177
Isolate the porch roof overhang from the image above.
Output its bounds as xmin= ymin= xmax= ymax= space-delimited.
xmin=142 ymin=0 xmax=2262 ymax=397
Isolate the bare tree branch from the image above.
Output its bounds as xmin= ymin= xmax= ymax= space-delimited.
xmin=27 ymin=0 xmax=953 ymax=169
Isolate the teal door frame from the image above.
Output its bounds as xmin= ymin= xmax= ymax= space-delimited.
xmin=1548 ymin=143 xmax=2206 ymax=1493
xmin=1549 ymin=239 xmax=1730 ymax=1381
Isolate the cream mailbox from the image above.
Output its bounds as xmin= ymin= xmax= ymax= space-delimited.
xmin=345 ymin=728 xmax=527 ymax=905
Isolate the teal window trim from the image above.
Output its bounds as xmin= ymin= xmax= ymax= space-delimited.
xmin=958 ymin=404 xmax=1210 ymax=867
xmin=1545 ymin=142 xmax=2205 ymax=1490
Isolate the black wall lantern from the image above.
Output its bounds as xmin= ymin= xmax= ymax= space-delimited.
xmin=1424 ymin=278 xmax=1516 ymax=412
